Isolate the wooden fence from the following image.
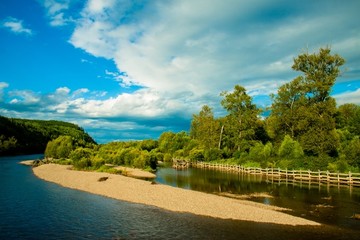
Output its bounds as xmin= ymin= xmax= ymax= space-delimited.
xmin=187 ymin=161 xmax=360 ymax=188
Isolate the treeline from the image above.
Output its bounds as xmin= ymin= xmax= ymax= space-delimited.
xmin=0 ymin=116 xmax=96 ymax=156
xmin=187 ymin=48 xmax=360 ymax=172
xmin=43 ymin=47 xmax=360 ymax=173
xmin=44 ymin=137 xmax=159 ymax=172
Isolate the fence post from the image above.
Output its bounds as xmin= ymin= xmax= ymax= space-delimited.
xmin=349 ymin=171 xmax=352 ymax=185
xmin=327 ymin=171 xmax=329 ymax=182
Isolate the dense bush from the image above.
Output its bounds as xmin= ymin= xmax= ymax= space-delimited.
xmin=45 ymin=136 xmax=75 ymax=159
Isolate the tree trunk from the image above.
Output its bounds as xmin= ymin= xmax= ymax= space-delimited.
xmin=218 ymin=125 xmax=224 ymax=149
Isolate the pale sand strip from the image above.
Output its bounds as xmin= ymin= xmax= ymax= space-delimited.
xmin=33 ymin=164 xmax=320 ymax=226
xmin=19 ymin=160 xmax=35 ymax=166
xmin=114 ymin=166 xmax=156 ymax=178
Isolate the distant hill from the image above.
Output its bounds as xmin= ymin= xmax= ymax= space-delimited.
xmin=0 ymin=116 xmax=96 ymax=156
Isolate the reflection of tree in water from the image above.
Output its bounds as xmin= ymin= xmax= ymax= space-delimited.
xmin=157 ymin=166 xmax=360 ymax=228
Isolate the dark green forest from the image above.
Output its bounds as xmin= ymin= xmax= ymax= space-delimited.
xmin=43 ymin=48 xmax=360 ymax=173
xmin=0 ymin=116 xmax=96 ymax=156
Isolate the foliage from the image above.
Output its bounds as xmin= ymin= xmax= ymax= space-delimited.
xmin=220 ymin=85 xmax=261 ymax=152
xmin=278 ymin=135 xmax=304 ymax=159
xmin=0 ymin=115 xmax=96 ymax=156
xmin=269 ymin=47 xmax=344 ymax=156
xmin=183 ymin=47 xmax=358 ymax=171
xmin=8 ymin=47 xmax=359 ymax=173
xmin=190 ymin=105 xmax=220 ymax=150
xmin=45 ymin=136 xmax=75 ymax=159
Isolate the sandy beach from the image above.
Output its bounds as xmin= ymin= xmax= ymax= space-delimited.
xmin=32 ymin=164 xmax=321 ymax=226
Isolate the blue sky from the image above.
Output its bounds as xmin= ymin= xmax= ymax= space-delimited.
xmin=1 ymin=0 xmax=360 ymax=143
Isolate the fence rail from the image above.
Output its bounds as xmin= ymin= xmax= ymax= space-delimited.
xmin=183 ymin=161 xmax=360 ymax=187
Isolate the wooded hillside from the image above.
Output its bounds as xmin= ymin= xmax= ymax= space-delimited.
xmin=0 ymin=116 xmax=96 ymax=156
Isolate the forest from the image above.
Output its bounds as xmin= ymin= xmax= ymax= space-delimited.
xmin=42 ymin=48 xmax=360 ymax=173
xmin=0 ymin=116 xmax=96 ymax=156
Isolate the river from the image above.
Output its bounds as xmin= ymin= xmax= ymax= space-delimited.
xmin=155 ymin=166 xmax=360 ymax=229
xmin=1 ymin=155 xmax=360 ymax=239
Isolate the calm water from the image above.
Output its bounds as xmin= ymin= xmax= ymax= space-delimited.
xmin=155 ymin=167 xmax=360 ymax=229
xmin=1 ymin=155 xmax=360 ymax=239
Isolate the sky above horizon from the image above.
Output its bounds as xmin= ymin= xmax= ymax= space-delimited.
xmin=1 ymin=0 xmax=360 ymax=143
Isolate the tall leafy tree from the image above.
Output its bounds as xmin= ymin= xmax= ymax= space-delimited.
xmin=221 ymin=85 xmax=260 ymax=152
xmin=269 ymin=47 xmax=345 ymax=156
xmin=190 ymin=105 xmax=220 ymax=150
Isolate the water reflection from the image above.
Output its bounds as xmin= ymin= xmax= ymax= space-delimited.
xmin=155 ymin=167 xmax=360 ymax=229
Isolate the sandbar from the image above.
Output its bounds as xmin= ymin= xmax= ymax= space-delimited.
xmin=33 ymin=164 xmax=320 ymax=226
xmin=19 ymin=160 xmax=36 ymax=166
xmin=114 ymin=166 xmax=156 ymax=178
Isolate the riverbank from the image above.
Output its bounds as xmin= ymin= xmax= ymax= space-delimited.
xmin=114 ymin=166 xmax=156 ymax=179
xmin=33 ymin=164 xmax=320 ymax=226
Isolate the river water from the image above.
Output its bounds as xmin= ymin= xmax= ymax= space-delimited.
xmin=155 ymin=166 xmax=360 ymax=229
xmin=1 ymin=155 xmax=360 ymax=239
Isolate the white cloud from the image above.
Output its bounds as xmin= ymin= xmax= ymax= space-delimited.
xmin=69 ymin=0 xmax=360 ymax=101
xmin=333 ymin=88 xmax=360 ymax=105
xmin=7 ymin=0 xmax=359 ymax=142
xmin=0 ymin=82 xmax=9 ymax=90
xmin=86 ymin=0 xmax=115 ymax=14
xmin=72 ymin=88 xmax=89 ymax=97
xmin=2 ymin=17 xmax=33 ymax=35
xmin=8 ymin=90 xmax=40 ymax=104
xmin=42 ymin=0 xmax=72 ymax=26
xmin=0 ymin=82 xmax=9 ymax=100
xmin=69 ymin=89 xmax=179 ymax=118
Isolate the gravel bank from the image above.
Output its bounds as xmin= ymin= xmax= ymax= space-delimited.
xmin=33 ymin=164 xmax=320 ymax=226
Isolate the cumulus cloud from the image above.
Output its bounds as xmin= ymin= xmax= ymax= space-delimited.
xmin=41 ymin=0 xmax=73 ymax=26
xmin=333 ymin=89 xmax=360 ymax=106
xmin=12 ymin=0 xmax=359 ymax=142
xmin=0 ymin=85 xmax=192 ymax=142
xmin=3 ymin=86 xmax=197 ymax=119
xmin=2 ymin=17 xmax=33 ymax=35
xmin=69 ymin=0 xmax=360 ymax=99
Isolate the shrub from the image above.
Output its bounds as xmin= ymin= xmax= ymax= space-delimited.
xmin=45 ymin=136 xmax=75 ymax=159
xmin=189 ymin=149 xmax=205 ymax=162
xmin=248 ymin=142 xmax=264 ymax=160
xmin=91 ymin=155 xmax=105 ymax=169
xmin=74 ymin=158 xmax=92 ymax=169
xmin=163 ymin=153 xmax=172 ymax=162
xmin=278 ymin=135 xmax=304 ymax=159
xmin=69 ymin=147 xmax=93 ymax=161
xmin=204 ymin=148 xmax=222 ymax=161
xmin=277 ymin=159 xmax=292 ymax=169
xmin=243 ymin=161 xmax=261 ymax=168
xmin=97 ymin=165 xmax=122 ymax=174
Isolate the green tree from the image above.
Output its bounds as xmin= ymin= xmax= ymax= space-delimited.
xmin=158 ymin=131 xmax=190 ymax=154
xmin=0 ymin=135 xmax=17 ymax=154
xmin=269 ymin=47 xmax=345 ymax=156
xmin=45 ymin=136 xmax=74 ymax=159
xmin=221 ymin=85 xmax=260 ymax=152
xmin=337 ymin=103 xmax=360 ymax=135
xmin=190 ymin=105 xmax=220 ymax=150
xmin=268 ymin=76 xmax=307 ymax=140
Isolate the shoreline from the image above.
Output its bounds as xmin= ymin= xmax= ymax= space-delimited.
xmin=32 ymin=163 xmax=321 ymax=226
